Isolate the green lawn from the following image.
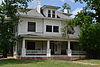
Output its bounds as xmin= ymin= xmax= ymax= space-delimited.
xmin=77 ymin=59 xmax=100 ymax=64
xmin=0 ymin=59 xmax=96 ymax=67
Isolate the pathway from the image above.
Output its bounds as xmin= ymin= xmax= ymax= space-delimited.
xmin=69 ymin=61 xmax=100 ymax=66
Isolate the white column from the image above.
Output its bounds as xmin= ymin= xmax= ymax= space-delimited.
xmin=21 ymin=39 xmax=26 ymax=57
xmin=67 ymin=41 xmax=72 ymax=56
xmin=13 ymin=42 xmax=17 ymax=58
xmin=47 ymin=40 xmax=51 ymax=57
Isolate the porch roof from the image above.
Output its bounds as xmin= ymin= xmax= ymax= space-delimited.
xmin=17 ymin=34 xmax=79 ymax=41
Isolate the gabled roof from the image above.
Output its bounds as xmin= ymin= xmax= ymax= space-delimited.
xmin=19 ymin=9 xmax=44 ymax=18
xmin=18 ymin=5 xmax=72 ymax=20
xmin=41 ymin=5 xmax=60 ymax=9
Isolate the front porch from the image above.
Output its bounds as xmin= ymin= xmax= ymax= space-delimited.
xmin=14 ymin=38 xmax=86 ymax=59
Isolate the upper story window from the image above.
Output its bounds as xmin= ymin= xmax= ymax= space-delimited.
xmin=28 ymin=22 xmax=36 ymax=32
xmin=48 ymin=10 xmax=56 ymax=18
xmin=52 ymin=10 xmax=55 ymax=18
xmin=48 ymin=10 xmax=51 ymax=17
xmin=46 ymin=25 xmax=59 ymax=33
xmin=53 ymin=26 xmax=59 ymax=32
xmin=46 ymin=25 xmax=52 ymax=32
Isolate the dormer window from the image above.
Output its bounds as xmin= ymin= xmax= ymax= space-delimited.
xmin=48 ymin=10 xmax=51 ymax=17
xmin=52 ymin=10 xmax=55 ymax=18
xmin=48 ymin=10 xmax=56 ymax=18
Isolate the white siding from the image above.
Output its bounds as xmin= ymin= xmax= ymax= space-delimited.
xmin=18 ymin=18 xmax=80 ymax=38
xmin=18 ymin=18 xmax=44 ymax=35
xmin=44 ymin=19 xmax=62 ymax=37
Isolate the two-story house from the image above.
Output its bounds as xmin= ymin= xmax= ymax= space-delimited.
xmin=14 ymin=0 xmax=86 ymax=60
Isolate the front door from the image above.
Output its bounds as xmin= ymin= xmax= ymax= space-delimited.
xmin=50 ymin=41 xmax=54 ymax=55
xmin=50 ymin=41 xmax=58 ymax=55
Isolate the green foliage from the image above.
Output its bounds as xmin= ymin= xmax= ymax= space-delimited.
xmin=75 ymin=0 xmax=100 ymax=23
xmin=62 ymin=3 xmax=71 ymax=13
xmin=0 ymin=0 xmax=32 ymax=57
xmin=79 ymin=24 xmax=100 ymax=58
xmin=62 ymin=0 xmax=100 ymax=58
xmin=79 ymin=24 xmax=100 ymax=51
xmin=72 ymin=0 xmax=100 ymax=59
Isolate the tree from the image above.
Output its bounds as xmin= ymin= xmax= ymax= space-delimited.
xmin=66 ymin=0 xmax=100 ymax=58
xmin=62 ymin=0 xmax=100 ymax=58
xmin=0 ymin=0 xmax=32 ymax=58
xmin=62 ymin=3 xmax=71 ymax=13
xmin=79 ymin=24 xmax=100 ymax=59
xmin=75 ymin=0 xmax=100 ymax=23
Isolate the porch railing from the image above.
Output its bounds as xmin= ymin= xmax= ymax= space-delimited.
xmin=72 ymin=51 xmax=86 ymax=55
xmin=26 ymin=50 xmax=47 ymax=55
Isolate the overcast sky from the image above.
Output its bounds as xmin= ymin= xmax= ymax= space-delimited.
xmin=0 ymin=0 xmax=86 ymax=18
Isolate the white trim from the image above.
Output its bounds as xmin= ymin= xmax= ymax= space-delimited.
xmin=47 ymin=40 xmax=51 ymax=57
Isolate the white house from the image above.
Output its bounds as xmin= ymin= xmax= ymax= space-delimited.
xmin=13 ymin=0 xmax=86 ymax=60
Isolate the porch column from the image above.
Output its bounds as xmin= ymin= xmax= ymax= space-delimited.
xmin=13 ymin=42 xmax=17 ymax=58
xmin=21 ymin=39 xmax=26 ymax=57
xmin=67 ymin=41 xmax=72 ymax=56
xmin=47 ymin=40 xmax=51 ymax=57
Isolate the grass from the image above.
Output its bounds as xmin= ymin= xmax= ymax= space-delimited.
xmin=77 ymin=59 xmax=100 ymax=64
xmin=0 ymin=59 xmax=96 ymax=67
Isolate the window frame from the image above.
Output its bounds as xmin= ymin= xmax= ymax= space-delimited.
xmin=52 ymin=10 xmax=55 ymax=18
xmin=53 ymin=26 xmax=59 ymax=33
xmin=46 ymin=25 xmax=52 ymax=32
xmin=48 ymin=10 xmax=51 ymax=17
xmin=28 ymin=22 xmax=36 ymax=32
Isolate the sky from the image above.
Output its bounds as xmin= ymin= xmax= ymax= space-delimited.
xmin=0 ymin=0 xmax=86 ymax=18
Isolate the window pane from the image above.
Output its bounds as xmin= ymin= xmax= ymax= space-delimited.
xmin=48 ymin=14 xmax=51 ymax=17
xmin=48 ymin=10 xmax=51 ymax=13
xmin=28 ymin=22 xmax=36 ymax=32
xmin=48 ymin=10 xmax=51 ymax=17
xmin=46 ymin=25 xmax=52 ymax=32
xmin=53 ymin=26 xmax=59 ymax=32
xmin=52 ymin=10 xmax=55 ymax=18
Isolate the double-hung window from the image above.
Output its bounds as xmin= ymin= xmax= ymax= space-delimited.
xmin=52 ymin=10 xmax=55 ymax=18
xmin=46 ymin=25 xmax=59 ymax=33
xmin=48 ymin=10 xmax=51 ymax=17
xmin=28 ymin=22 xmax=36 ymax=32
xmin=53 ymin=26 xmax=59 ymax=32
xmin=46 ymin=25 xmax=52 ymax=32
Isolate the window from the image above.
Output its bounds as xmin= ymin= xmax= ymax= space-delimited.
xmin=53 ymin=26 xmax=59 ymax=32
xmin=46 ymin=25 xmax=52 ymax=32
xmin=48 ymin=10 xmax=51 ymax=17
xmin=67 ymin=26 xmax=75 ymax=34
xmin=52 ymin=10 xmax=55 ymax=18
xmin=46 ymin=25 xmax=59 ymax=33
xmin=48 ymin=10 xmax=56 ymax=18
xmin=28 ymin=22 xmax=36 ymax=32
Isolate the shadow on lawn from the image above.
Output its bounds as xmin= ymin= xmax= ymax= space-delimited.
xmin=0 ymin=59 xmax=46 ymax=66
